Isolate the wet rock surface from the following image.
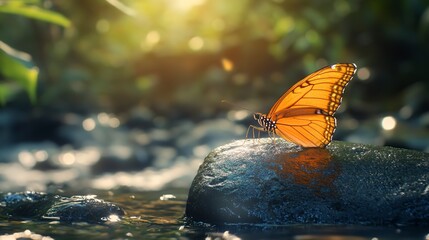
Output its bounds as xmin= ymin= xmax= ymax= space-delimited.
xmin=185 ymin=139 xmax=429 ymax=226
xmin=0 ymin=191 xmax=124 ymax=223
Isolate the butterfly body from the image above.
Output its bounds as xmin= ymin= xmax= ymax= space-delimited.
xmin=252 ymin=63 xmax=357 ymax=148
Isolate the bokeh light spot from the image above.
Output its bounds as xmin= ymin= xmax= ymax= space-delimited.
xmin=18 ymin=151 xmax=36 ymax=168
xmin=227 ymin=110 xmax=249 ymax=121
xmin=76 ymin=147 xmax=101 ymax=165
xmin=82 ymin=118 xmax=96 ymax=131
xmin=97 ymin=112 xmax=110 ymax=125
xmin=221 ymin=58 xmax=234 ymax=72
xmin=381 ymin=116 xmax=397 ymax=130
xmin=109 ymin=117 xmax=120 ymax=128
xmin=34 ymin=150 xmax=48 ymax=162
xmin=59 ymin=152 xmax=76 ymax=166
xmin=357 ymin=67 xmax=371 ymax=80
xmin=193 ymin=145 xmax=210 ymax=158
xmin=275 ymin=17 xmax=295 ymax=35
xmin=399 ymin=105 xmax=413 ymax=119
xmin=146 ymin=31 xmax=160 ymax=46
xmin=96 ymin=19 xmax=110 ymax=33
xmin=232 ymin=73 xmax=248 ymax=85
xmin=188 ymin=36 xmax=204 ymax=51
xmin=305 ymin=30 xmax=320 ymax=44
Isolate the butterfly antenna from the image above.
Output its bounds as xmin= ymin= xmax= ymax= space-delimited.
xmin=221 ymin=99 xmax=257 ymax=113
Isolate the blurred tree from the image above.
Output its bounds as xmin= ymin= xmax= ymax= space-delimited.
xmin=1 ymin=0 xmax=428 ymax=120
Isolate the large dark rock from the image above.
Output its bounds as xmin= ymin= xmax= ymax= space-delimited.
xmin=185 ymin=139 xmax=429 ymax=226
xmin=0 ymin=191 xmax=124 ymax=223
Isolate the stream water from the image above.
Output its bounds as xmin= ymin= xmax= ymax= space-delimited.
xmin=1 ymin=188 xmax=428 ymax=240
xmin=1 ymin=114 xmax=428 ymax=239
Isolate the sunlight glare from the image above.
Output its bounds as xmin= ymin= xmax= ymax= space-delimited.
xmin=107 ymin=214 xmax=121 ymax=222
xmin=160 ymin=194 xmax=176 ymax=201
xmin=381 ymin=116 xmax=397 ymax=130
xmin=171 ymin=0 xmax=206 ymax=11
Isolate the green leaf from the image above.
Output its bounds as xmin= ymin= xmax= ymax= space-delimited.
xmin=0 ymin=83 xmax=20 ymax=105
xmin=0 ymin=4 xmax=70 ymax=28
xmin=0 ymin=84 xmax=10 ymax=105
xmin=0 ymin=41 xmax=39 ymax=104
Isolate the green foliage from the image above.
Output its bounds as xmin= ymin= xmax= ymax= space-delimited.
xmin=1 ymin=0 xmax=428 ymax=115
xmin=0 ymin=41 xmax=38 ymax=104
xmin=0 ymin=1 xmax=70 ymax=27
xmin=0 ymin=0 xmax=69 ymax=105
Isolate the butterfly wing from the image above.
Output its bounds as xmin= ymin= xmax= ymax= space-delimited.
xmin=269 ymin=63 xmax=357 ymax=147
xmin=268 ymin=63 xmax=357 ymax=117
xmin=275 ymin=114 xmax=336 ymax=147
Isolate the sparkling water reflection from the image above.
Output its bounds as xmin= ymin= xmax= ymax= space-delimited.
xmin=1 ymin=188 xmax=428 ymax=240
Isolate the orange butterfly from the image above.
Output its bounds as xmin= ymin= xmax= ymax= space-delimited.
xmin=251 ymin=63 xmax=357 ymax=148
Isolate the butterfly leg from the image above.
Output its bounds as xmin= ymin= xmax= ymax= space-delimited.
xmin=245 ymin=125 xmax=257 ymax=143
xmin=247 ymin=125 xmax=265 ymax=143
xmin=244 ymin=125 xmax=252 ymax=145
xmin=270 ymin=131 xmax=278 ymax=149
xmin=246 ymin=125 xmax=256 ymax=139
xmin=272 ymin=131 xmax=278 ymax=143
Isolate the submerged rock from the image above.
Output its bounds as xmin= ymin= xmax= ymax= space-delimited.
xmin=185 ymin=139 xmax=429 ymax=226
xmin=0 ymin=191 xmax=124 ymax=223
xmin=43 ymin=195 xmax=125 ymax=222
